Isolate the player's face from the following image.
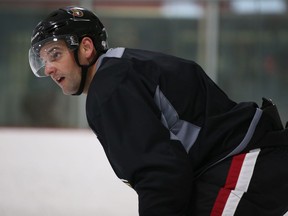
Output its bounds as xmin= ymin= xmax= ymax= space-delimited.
xmin=40 ymin=40 xmax=81 ymax=95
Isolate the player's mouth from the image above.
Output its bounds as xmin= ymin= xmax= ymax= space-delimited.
xmin=56 ymin=77 xmax=65 ymax=84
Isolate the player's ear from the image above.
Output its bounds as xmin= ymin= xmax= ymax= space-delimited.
xmin=78 ymin=37 xmax=97 ymax=65
xmin=79 ymin=37 xmax=95 ymax=58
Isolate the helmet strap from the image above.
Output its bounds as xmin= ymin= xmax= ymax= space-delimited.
xmin=72 ymin=49 xmax=98 ymax=96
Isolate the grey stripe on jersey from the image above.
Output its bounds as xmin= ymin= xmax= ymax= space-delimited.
xmin=226 ymin=108 xmax=263 ymax=157
xmin=96 ymin=47 xmax=126 ymax=71
xmin=197 ymin=108 xmax=263 ymax=177
xmin=154 ymin=85 xmax=201 ymax=153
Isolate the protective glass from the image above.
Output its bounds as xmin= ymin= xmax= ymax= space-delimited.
xmin=28 ymin=35 xmax=79 ymax=77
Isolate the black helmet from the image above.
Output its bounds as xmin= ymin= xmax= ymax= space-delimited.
xmin=29 ymin=6 xmax=109 ymax=95
xmin=31 ymin=6 xmax=108 ymax=55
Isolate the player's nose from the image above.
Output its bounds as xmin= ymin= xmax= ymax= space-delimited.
xmin=44 ymin=63 xmax=56 ymax=76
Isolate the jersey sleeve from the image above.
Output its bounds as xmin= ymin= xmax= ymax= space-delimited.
xmin=89 ymin=59 xmax=194 ymax=216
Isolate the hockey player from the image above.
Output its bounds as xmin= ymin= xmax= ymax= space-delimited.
xmin=28 ymin=6 xmax=288 ymax=215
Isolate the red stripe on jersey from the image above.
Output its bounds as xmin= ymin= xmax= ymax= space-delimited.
xmin=210 ymin=153 xmax=246 ymax=216
xmin=225 ymin=153 xmax=246 ymax=189
xmin=210 ymin=188 xmax=231 ymax=216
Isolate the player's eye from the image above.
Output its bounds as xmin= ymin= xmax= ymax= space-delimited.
xmin=48 ymin=49 xmax=62 ymax=62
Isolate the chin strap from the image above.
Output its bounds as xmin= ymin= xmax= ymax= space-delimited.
xmin=72 ymin=65 xmax=89 ymax=96
xmin=72 ymin=50 xmax=99 ymax=96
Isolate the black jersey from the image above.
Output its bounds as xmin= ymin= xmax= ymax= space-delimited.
xmin=86 ymin=48 xmax=284 ymax=215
